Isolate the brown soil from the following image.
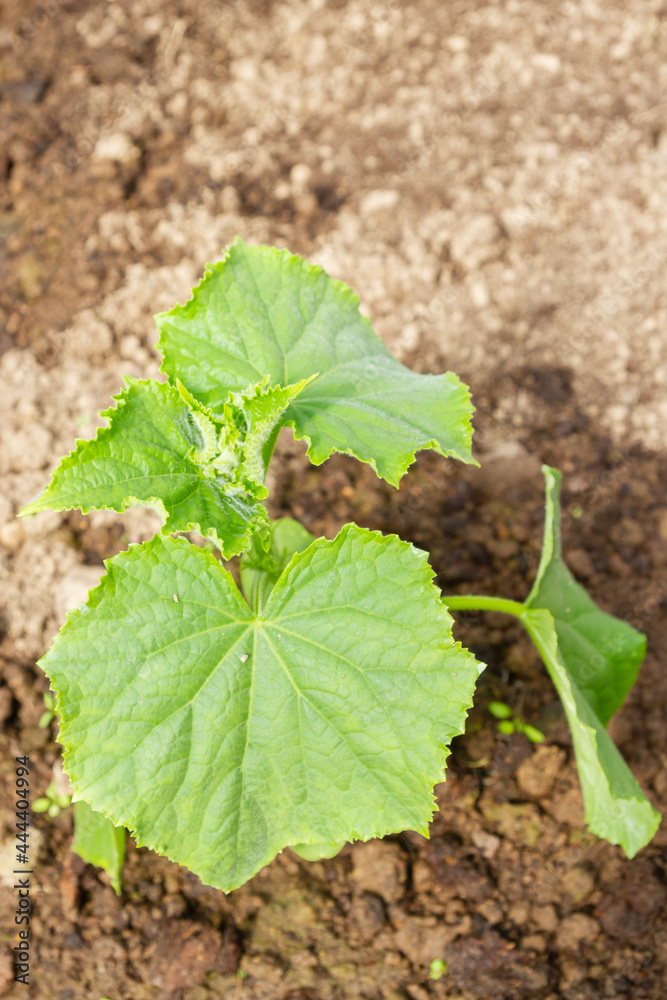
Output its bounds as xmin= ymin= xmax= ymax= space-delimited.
xmin=1 ymin=2 xmax=666 ymax=999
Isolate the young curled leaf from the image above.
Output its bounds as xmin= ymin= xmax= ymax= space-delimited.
xmin=22 ymin=376 xmax=313 ymax=559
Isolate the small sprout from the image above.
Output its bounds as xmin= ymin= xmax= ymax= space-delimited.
xmin=520 ymin=723 xmax=546 ymax=744
xmin=488 ymin=700 xmax=513 ymax=719
xmin=32 ymin=780 xmax=71 ymax=819
xmin=38 ymin=691 xmax=57 ymax=728
xmin=467 ymin=756 xmax=490 ymax=768
xmin=429 ymin=959 xmax=447 ymax=980
xmin=490 ymin=701 xmax=544 ymax=743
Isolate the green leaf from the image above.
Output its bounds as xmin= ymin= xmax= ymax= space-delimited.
xmin=178 ymin=373 xmax=317 ymax=484
xmin=21 ymin=378 xmax=310 ymax=559
xmin=487 ymin=700 xmax=512 ymax=719
xmin=156 ymin=238 xmax=476 ymax=486
xmin=521 ymin=608 xmax=660 ymax=857
xmin=240 ymin=517 xmax=316 ymax=613
xmin=41 ymin=526 xmax=481 ymax=892
xmin=520 ymin=723 xmax=545 ymax=744
xmin=72 ymin=800 xmax=126 ymax=895
xmin=523 ymin=465 xmax=660 ymax=856
xmin=236 ymin=377 xmax=317 ymax=482
xmin=527 ymin=466 xmax=646 ymax=725
xmin=430 ymin=959 xmax=448 ymax=981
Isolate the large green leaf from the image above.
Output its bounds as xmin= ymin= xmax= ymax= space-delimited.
xmin=521 ymin=608 xmax=660 ymax=858
xmin=41 ymin=526 xmax=480 ymax=892
xmin=22 ymin=377 xmax=310 ymax=558
xmin=156 ymin=238 xmax=476 ymax=486
xmin=527 ymin=466 xmax=646 ymax=725
xmin=523 ymin=466 xmax=660 ymax=856
xmin=71 ymin=800 xmax=126 ymax=895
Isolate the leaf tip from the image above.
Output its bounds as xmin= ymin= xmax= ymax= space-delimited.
xmin=19 ymin=499 xmax=42 ymax=518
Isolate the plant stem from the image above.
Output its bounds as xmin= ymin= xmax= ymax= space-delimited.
xmin=441 ymin=594 xmax=527 ymax=618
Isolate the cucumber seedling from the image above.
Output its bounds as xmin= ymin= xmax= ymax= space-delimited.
xmin=23 ymin=239 xmax=660 ymax=891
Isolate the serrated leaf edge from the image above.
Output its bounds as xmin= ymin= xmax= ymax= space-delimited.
xmin=155 ymin=238 xmax=478 ymax=486
xmin=285 ymin=383 xmax=477 ymax=488
xmin=45 ymin=528 xmax=481 ymax=890
xmin=20 ymin=377 xmax=270 ymax=558
xmin=44 ymin=535 xmax=248 ymax=880
xmin=155 ymin=236 xmax=369 ymax=351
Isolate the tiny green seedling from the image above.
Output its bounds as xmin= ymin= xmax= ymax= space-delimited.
xmin=33 ymin=781 xmax=71 ymax=819
xmin=22 ymin=239 xmax=660 ymax=892
xmin=429 ymin=959 xmax=448 ymax=980
xmin=38 ymin=691 xmax=57 ymax=729
xmin=487 ymin=701 xmax=545 ymax=743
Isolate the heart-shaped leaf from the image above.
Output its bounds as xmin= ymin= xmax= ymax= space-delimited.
xmin=42 ymin=526 xmax=480 ymax=891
